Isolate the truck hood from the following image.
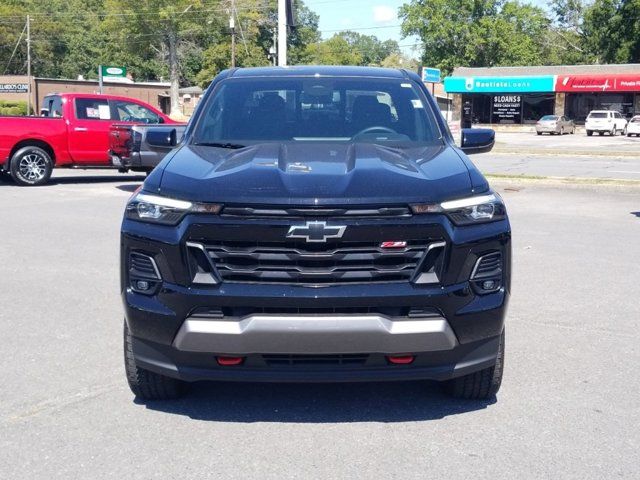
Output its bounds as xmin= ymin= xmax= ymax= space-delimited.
xmin=157 ymin=142 xmax=477 ymax=205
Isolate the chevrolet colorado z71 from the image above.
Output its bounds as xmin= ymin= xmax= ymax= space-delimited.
xmin=121 ymin=66 xmax=510 ymax=401
xmin=0 ymin=93 xmax=176 ymax=186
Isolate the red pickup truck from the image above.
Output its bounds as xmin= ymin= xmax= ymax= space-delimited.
xmin=0 ymin=92 xmax=176 ymax=186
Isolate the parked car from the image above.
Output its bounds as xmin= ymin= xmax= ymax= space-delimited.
xmin=121 ymin=66 xmax=510 ymax=401
xmin=626 ymin=115 xmax=640 ymax=137
xmin=0 ymin=93 xmax=177 ymax=186
xmin=109 ymin=123 xmax=187 ymax=172
xmin=535 ymin=115 xmax=575 ymax=135
xmin=585 ymin=110 xmax=627 ymax=136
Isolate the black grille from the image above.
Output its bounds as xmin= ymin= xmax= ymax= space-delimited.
xmin=472 ymin=252 xmax=502 ymax=279
xmin=222 ymin=206 xmax=411 ymax=218
xmin=129 ymin=252 xmax=160 ymax=279
xmin=263 ymin=354 xmax=369 ymax=366
xmin=203 ymin=240 xmax=433 ymax=284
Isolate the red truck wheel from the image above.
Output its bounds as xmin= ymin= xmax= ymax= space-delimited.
xmin=10 ymin=146 xmax=53 ymax=186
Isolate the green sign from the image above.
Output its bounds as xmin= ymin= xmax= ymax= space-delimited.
xmin=100 ymin=65 xmax=126 ymax=78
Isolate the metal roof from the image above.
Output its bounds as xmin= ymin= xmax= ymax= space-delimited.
xmin=452 ymin=64 xmax=640 ymax=77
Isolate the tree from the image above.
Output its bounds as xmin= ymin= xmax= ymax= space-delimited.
xmin=380 ymin=52 xmax=419 ymax=71
xmin=103 ymin=0 xmax=212 ymax=116
xmin=336 ymin=31 xmax=400 ymax=65
xmin=399 ymin=0 xmax=554 ymax=73
xmin=304 ymin=35 xmax=363 ymax=65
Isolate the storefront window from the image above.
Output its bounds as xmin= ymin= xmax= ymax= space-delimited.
xmin=462 ymin=93 xmax=554 ymax=124
xmin=522 ymin=94 xmax=555 ymax=123
xmin=565 ymin=93 xmax=635 ymax=123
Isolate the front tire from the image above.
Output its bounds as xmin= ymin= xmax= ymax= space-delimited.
xmin=536 ymin=132 xmax=542 ymax=136
xmin=124 ymin=322 xmax=186 ymax=400
xmin=443 ymin=331 xmax=504 ymax=400
xmin=587 ymin=130 xmax=593 ymax=136
xmin=9 ymin=146 xmax=53 ymax=186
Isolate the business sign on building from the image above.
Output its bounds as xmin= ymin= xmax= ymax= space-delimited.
xmin=492 ymin=94 xmax=522 ymax=122
xmin=0 ymin=83 xmax=28 ymax=93
xmin=444 ymin=75 xmax=555 ymax=93
xmin=555 ymin=74 xmax=640 ymax=92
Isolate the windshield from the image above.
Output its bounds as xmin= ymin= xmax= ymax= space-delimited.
xmin=588 ymin=112 xmax=607 ymax=118
xmin=540 ymin=115 xmax=557 ymax=121
xmin=193 ymin=77 xmax=441 ymax=146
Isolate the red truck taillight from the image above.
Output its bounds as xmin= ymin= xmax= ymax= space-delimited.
xmin=109 ymin=125 xmax=133 ymax=159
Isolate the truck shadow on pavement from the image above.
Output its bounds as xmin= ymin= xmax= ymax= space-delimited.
xmin=138 ymin=381 xmax=495 ymax=423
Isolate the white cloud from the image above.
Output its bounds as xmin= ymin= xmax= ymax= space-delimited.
xmin=372 ymin=5 xmax=396 ymax=24
xmin=339 ymin=17 xmax=354 ymax=28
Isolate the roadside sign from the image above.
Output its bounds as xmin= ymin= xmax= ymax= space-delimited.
xmin=422 ymin=67 xmax=441 ymax=83
xmin=100 ymin=65 xmax=127 ymax=78
xmin=98 ymin=65 xmax=127 ymax=94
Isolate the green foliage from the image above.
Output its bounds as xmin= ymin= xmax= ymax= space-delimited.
xmin=399 ymin=0 xmax=553 ymax=74
xmin=0 ymin=100 xmax=29 ymax=115
xmin=303 ymin=35 xmax=363 ymax=66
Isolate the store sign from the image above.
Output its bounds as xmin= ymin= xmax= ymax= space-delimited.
xmin=100 ymin=65 xmax=126 ymax=78
xmin=444 ymin=76 xmax=555 ymax=93
xmin=0 ymin=83 xmax=28 ymax=93
xmin=555 ymin=74 xmax=640 ymax=92
xmin=492 ymin=94 xmax=522 ymax=122
xmin=421 ymin=67 xmax=441 ymax=83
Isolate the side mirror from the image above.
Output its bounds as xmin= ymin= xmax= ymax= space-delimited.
xmin=147 ymin=128 xmax=177 ymax=148
xmin=460 ymin=128 xmax=495 ymax=154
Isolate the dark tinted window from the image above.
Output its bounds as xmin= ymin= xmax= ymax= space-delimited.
xmin=540 ymin=115 xmax=557 ymax=121
xmin=588 ymin=112 xmax=607 ymax=118
xmin=194 ymin=77 xmax=440 ymax=145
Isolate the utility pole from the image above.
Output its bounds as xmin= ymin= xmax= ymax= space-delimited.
xmin=26 ymin=15 xmax=31 ymax=116
xmin=277 ymin=0 xmax=286 ymax=66
xmin=229 ymin=10 xmax=235 ymax=68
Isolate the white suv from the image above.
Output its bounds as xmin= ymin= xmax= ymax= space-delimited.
xmin=585 ymin=110 xmax=627 ymax=136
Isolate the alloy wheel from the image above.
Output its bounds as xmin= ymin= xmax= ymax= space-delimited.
xmin=18 ymin=153 xmax=47 ymax=182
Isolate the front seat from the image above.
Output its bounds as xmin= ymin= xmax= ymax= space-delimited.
xmin=350 ymin=96 xmax=392 ymax=134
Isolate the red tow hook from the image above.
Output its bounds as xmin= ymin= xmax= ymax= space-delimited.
xmin=387 ymin=355 xmax=415 ymax=365
xmin=216 ymin=356 xmax=245 ymax=366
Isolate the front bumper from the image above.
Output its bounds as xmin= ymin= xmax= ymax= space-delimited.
xmin=122 ymin=212 xmax=511 ymax=382
xmin=173 ymin=313 xmax=458 ymax=354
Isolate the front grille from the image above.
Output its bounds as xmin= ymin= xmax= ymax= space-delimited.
xmin=471 ymin=252 xmax=502 ymax=279
xmin=203 ymin=240 xmax=435 ymax=285
xmin=263 ymin=354 xmax=369 ymax=366
xmin=222 ymin=206 xmax=411 ymax=218
xmin=190 ymin=306 xmax=442 ymax=317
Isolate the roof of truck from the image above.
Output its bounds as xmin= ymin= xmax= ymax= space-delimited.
xmin=229 ymin=66 xmax=407 ymax=78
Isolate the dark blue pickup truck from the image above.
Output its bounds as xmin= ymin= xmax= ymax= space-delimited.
xmin=120 ymin=66 xmax=510 ymax=401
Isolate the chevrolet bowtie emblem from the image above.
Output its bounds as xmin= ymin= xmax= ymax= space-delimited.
xmin=286 ymin=221 xmax=346 ymax=243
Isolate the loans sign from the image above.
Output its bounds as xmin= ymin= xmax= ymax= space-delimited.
xmin=444 ymin=75 xmax=555 ymax=93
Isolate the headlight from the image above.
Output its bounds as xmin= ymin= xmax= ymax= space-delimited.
xmin=411 ymin=192 xmax=506 ymax=226
xmin=126 ymin=191 xmax=222 ymax=225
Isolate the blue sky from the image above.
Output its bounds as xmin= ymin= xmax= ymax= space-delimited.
xmin=306 ymin=0 xmax=420 ymax=57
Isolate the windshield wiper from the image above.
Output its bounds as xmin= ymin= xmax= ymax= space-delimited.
xmin=193 ymin=142 xmax=246 ymax=149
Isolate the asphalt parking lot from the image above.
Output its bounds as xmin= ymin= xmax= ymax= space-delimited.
xmin=1 ymin=170 xmax=639 ymax=479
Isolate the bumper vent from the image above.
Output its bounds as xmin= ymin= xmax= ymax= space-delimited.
xmin=263 ymin=354 xmax=369 ymax=366
xmin=470 ymin=251 xmax=502 ymax=293
xmin=129 ymin=252 xmax=160 ymax=279
xmin=197 ymin=240 xmax=440 ymax=285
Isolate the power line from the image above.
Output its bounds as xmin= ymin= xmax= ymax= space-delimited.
xmin=3 ymin=21 xmax=26 ymax=74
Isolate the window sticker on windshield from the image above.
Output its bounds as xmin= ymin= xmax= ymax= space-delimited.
xmin=401 ymin=83 xmax=412 ymax=88
xmin=411 ymin=99 xmax=424 ymax=109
